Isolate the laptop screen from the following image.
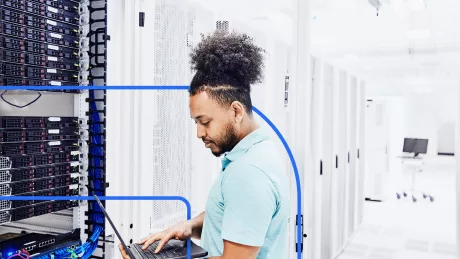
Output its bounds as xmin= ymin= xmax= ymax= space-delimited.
xmin=93 ymin=195 xmax=136 ymax=259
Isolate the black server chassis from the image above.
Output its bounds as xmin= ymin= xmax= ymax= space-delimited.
xmin=0 ymin=0 xmax=81 ymax=88
xmin=0 ymin=116 xmax=82 ymax=223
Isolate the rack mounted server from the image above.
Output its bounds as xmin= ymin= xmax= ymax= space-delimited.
xmin=0 ymin=228 xmax=81 ymax=258
xmin=0 ymin=0 xmax=107 ymax=257
xmin=0 ymin=0 xmax=83 ymax=89
xmin=0 ymin=116 xmax=82 ymax=226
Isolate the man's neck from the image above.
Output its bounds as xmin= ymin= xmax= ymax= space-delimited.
xmin=237 ymin=117 xmax=259 ymax=142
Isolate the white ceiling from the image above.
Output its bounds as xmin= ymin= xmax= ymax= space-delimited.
xmin=310 ymin=0 xmax=460 ymax=96
xmin=190 ymin=0 xmax=459 ymax=96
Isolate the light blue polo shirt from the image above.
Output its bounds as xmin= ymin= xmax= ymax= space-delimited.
xmin=200 ymin=127 xmax=290 ymax=258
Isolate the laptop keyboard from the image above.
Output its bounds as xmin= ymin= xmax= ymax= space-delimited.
xmin=133 ymin=243 xmax=182 ymax=259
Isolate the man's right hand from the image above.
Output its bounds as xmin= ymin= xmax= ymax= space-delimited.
xmin=118 ymin=212 xmax=204 ymax=257
xmin=138 ymin=220 xmax=194 ymax=253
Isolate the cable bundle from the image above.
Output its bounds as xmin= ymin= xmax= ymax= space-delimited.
xmin=6 ymin=249 xmax=30 ymax=259
xmin=83 ymin=89 xmax=105 ymax=258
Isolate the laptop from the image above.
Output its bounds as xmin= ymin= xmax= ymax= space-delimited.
xmin=93 ymin=195 xmax=208 ymax=259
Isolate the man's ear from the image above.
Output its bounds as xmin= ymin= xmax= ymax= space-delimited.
xmin=231 ymin=101 xmax=245 ymax=123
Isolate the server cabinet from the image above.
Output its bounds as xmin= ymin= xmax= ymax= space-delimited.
xmin=330 ymin=67 xmax=341 ymax=257
xmin=310 ymin=57 xmax=324 ymax=259
xmin=356 ymin=80 xmax=366 ymax=226
xmin=320 ymin=63 xmax=334 ymax=259
xmin=347 ymin=76 xmax=358 ymax=237
xmin=337 ymin=70 xmax=348 ymax=249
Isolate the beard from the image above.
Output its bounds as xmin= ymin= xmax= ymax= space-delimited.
xmin=204 ymin=122 xmax=239 ymax=157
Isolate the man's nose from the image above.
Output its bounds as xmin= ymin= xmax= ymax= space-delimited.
xmin=196 ymin=125 xmax=205 ymax=139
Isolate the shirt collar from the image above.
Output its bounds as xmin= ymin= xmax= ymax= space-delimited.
xmin=221 ymin=127 xmax=270 ymax=170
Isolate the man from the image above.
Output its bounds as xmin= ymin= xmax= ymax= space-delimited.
xmin=119 ymin=30 xmax=290 ymax=259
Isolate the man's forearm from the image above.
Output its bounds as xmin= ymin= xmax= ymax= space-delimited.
xmin=189 ymin=211 xmax=205 ymax=239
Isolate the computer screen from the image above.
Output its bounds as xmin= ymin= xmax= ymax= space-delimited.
xmin=402 ymin=138 xmax=428 ymax=155
xmin=414 ymin=139 xmax=428 ymax=155
xmin=403 ymin=138 xmax=417 ymax=153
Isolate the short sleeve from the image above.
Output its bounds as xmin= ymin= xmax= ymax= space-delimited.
xmin=221 ymin=164 xmax=277 ymax=247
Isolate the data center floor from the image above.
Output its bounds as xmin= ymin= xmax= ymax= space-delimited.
xmin=338 ymin=155 xmax=457 ymax=259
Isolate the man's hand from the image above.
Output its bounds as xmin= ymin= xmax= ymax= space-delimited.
xmin=117 ymin=221 xmax=192 ymax=257
xmin=118 ymin=243 xmax=131 ymax=259
xmin=118 ymin=212 xmax=204 ymax=257
xmin=138 ymin=220 xmax=194 ymax=253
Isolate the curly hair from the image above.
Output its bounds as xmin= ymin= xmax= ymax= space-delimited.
xmin=189 ymin=30 xmax=265 ymax=115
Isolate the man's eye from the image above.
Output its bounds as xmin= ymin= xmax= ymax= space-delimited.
xmin=202 ymin=121 xmax=209 ymax=126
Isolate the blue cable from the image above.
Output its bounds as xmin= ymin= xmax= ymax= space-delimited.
xmin=84 ymin=89 xmax=105 ymax=258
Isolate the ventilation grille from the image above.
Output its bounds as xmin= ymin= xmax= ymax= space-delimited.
xmin=0 ymin=200 xmax=11 ymax=211
xmin=216 ymin=21 xmax=229 ymax=32
xmin=0 ymin=184 xmax=11 ymax=196
xmin=152 ymin=0 xmax=194 ymax=229
xmin=0 ymin=171 xmax=11 ymax=184
xmin=0 ymin=211 xmax=11 ymax=225
xmin=0 ymin=157 xmax=12 ymax=170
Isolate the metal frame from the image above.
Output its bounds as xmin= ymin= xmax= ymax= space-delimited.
xmin=320 ymin=62 xmax=334 ymax=259
xmin=338 ymin=70 xmax=348 ymax=251
xmin=81 ymin=0 xmax=109 ymax=258
xmin=0 ymin=2 xmax=99 ymax=259
xmin=310 ymin=56 xmax=323 ymax=259
xmin=357 ymin=80 xmax=366 ymax=225
xmin=74 ymin=91 xmax=90 ymax=244
xmin=330 ymin=67 xmax=341 ymax=257
xmin=1 ymin=222 xmax=70 ymax=235
xmin=347 ymin=76 xmax=358 ymax=237
xmin=456 ymin=81 xmax=460 ymax=257
xmin=290 ymin=0 xmax=311 ymax=257
xmin=356 ymin=80 xmax=366 ymax=227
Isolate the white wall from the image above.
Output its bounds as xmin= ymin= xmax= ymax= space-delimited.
xmin=403 ymin=93 xmax=458 ymax=156
xmin=436 ymin=93 xmax=458 ymax=155
xmin=403 ymin=94 xmax=438 ymax=155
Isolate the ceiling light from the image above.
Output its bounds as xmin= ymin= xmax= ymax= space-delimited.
xmin=406 ymin=29 xmax=431 ymax=39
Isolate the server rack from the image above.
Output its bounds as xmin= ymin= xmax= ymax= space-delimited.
xmin=0 ymin=0 xmax=108 ymax=258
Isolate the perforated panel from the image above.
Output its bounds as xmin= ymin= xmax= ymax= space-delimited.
xmin=216 ymin=21 xmax=229 ymax=32
xmin=152 ymin=0 xmax=194 ymax=229
xmin=0 ymin=184 xmax=11 ymax=196
xmin=0 ymin=211 xmax=11 ymax=225
xmin=0 ymin=157 xmax=11 ymax=170
xmin=0 ymin=200 xmax=11 ymax=211
xmin=0 ymin=171 xmax=11 ymax=184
